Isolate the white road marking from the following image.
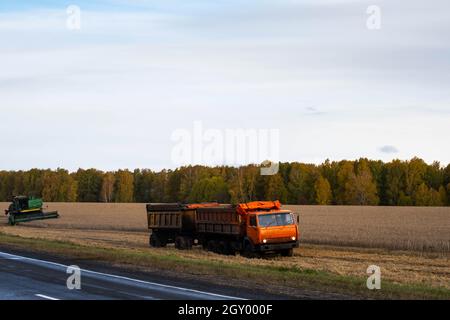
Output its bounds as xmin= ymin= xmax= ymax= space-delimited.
xmin=0 ymin=251 xmax=245 ymax=300
xmin=35 ymin=294 xmax=60 ymax=300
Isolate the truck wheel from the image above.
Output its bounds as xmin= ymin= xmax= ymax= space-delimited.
xmin=149 ymin=233 xmax=162 ymax=248
xmin=217 ymin=241 xmax=227 ymax=255
xmin=243 ymin=242 xmax=259 ymax=259
xmin=184 ymin=237 xmax=193 ymax=250
xmin=281 ymin=248 xmax=294 ymax=257
xmin=207 ymin=240 xmax=217 ymax=253
xmin=159 ymin=237 xmax=168 ymax=248
xmin=175 ymin=236 xmax=187 ymax=250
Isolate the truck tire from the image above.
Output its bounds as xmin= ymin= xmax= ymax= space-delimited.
xmin=184 ymin=237 xmax=193 ymax=250
xmin=281 ymin=248 xmax=294 ymax=257
xmin=207 ymin=240 xmax=218 ymax=253
xmin=219 ymin=241 xmax=234 ymax=255
xmin=149 ymin=233 xmax=162 ymax=247
xmin=243 ymin=241 xmax=259 ymax=259
xmin=175 ymin=236 xmax=187 ymax=250
xmin=217 ymin=241 xmax=227 ymax=255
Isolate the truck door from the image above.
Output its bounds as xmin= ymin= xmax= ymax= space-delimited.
xmin=246 ymin=214 xmax=259 ymax=245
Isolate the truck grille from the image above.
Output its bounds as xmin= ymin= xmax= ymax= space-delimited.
xmin=266 ymin=237 xmax=293 ymax=244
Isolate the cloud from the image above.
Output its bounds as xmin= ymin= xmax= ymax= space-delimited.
xmin=379 ymin=146 xmax=399 ymax=154
xmin=0 ymin=1 xmax=449 ymax=170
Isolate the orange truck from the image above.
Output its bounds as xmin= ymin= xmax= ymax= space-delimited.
xmin=146 ymin=201 xmax=299 ymax=257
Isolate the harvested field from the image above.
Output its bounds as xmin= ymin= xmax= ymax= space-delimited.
xmin=0 ymin=203 xmax=449 ymax=291
xmin=1 ymin=203 xmax=448 ymax=253
xmin=285 ymin=205 xmax=450 ymax=253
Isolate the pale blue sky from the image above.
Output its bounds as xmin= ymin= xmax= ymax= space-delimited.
xmin=1 ymin=0 xmax=449 ymax=171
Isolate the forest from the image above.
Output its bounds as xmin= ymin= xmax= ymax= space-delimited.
xmin=0 ymin=158 xmax=449 ymax=206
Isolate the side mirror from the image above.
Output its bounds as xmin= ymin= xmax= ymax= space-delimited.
xmin=297 ymin=215 xmax=300 ymax=224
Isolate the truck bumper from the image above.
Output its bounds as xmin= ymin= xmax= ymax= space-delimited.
xmin=256 ymin=241 xmax=299 ymax=252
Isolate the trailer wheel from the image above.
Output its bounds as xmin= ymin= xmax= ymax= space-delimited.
xmin=281 ymin=248 xmax=294 ymax=257
xmin=217 ymin=241 xmax=226 ymax=255
xmin=207 ymin=240 xmax=218 ymax=253
xmin=149 ymin=233 xmax=162 ymax=248
xmin=184 ymin=237 xmax=193 ymax=250
xmin=175 ymin=236 xmax=187 ymax=250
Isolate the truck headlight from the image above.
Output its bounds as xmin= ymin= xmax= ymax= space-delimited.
xmin=263 ymin=239 xmax=267 ymax=244
xmin=291 ymin=237 xmax=296 ymax=241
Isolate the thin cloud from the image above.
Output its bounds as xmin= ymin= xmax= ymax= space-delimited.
xmin=379 ymin=146 xmax=399 ymax=154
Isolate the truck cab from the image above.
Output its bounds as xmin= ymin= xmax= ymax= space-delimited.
xmin=245 ymin=209 xmax=299 ymax=256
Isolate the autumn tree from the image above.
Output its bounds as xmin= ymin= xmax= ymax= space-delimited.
xmin=100 ymin=172 xmax=115 ymax=203
xmin=228 ymin=165 xmax=259 ymax=203
xmin=314 ymin=176 xmax=332 ymax=205
xmin=344 ymin=160 xmax=379 ymax=205
xmin=265 ymin=174 xmax=288 ymax=203
xmin=114 ymin=170 xmax=134 ymax=203
xmin=384 ymin=160 xmax=406 ymax=205
xmin=41 ymin=169 xmax=77 ymax=202
xmin=336 ymin=161 xmax=355 ymax=205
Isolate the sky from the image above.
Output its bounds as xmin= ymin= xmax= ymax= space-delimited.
xmin=0 ymin=0 xmax=449 ymax=171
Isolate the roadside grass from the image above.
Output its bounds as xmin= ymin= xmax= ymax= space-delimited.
xmin=0 ymin=232 xmax=449 ymax=300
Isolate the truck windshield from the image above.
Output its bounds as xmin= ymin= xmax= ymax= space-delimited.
xmin=258 ymin=213 xmax=294 ymax=227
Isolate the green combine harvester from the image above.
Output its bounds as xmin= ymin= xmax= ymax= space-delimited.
xmin=4 ymin=196 xmax=59 ymax=226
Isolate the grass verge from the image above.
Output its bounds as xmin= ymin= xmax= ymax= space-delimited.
xmin=0 ymin=232 xmax=448 ymax=300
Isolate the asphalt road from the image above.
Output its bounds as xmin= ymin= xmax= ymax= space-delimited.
xmin=0 ymin=251 xmax=245 ymax=300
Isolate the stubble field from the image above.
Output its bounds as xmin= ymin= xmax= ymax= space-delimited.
xmin=0 ymin=203 xmax=449 ymax=291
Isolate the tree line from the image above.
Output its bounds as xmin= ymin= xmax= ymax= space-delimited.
xmin=0 ymin=158 xmax=449 ymax=206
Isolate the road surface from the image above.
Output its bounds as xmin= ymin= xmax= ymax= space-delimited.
xmin=0 ymin=251 xmax=246 ymax=300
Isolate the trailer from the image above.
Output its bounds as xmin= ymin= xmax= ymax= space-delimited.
xmin=146 ymin=201 xmax=299 ymax=257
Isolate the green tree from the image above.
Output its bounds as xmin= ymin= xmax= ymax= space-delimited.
xmin=287 ymin=163 xmax=318 ymax=204
xmin=75 ymin=169 xmax=103 ymax=202
xmin=189 ymin=176 xmax=230 ymax=203
xmin=133 ymin=169 xmax=154 ymax=202
xmin=114 ymin=170 xmax=134 ymax=203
